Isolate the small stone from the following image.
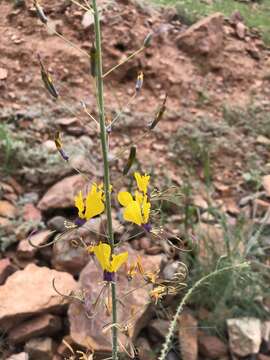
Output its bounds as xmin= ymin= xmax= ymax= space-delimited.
xmin=47 ymin=216 xmax=67 ymax=232
xmin=0 ymin=67 xmax=8 ymax=80
xmin=227 ymin=318 xmax=262 ymax=357
xmin=23 ymin=204 xmax=42 ymax=222
xmin=0 ymin=264 xmax=77 ymax=331
xmin=24 ymin=337 xmax=56 ymax=360
xmin=82 ymin=10 xmax=94 ymax=29
xmin=235 ymin=22 xmax=246 ymax=39
xmin=263 ymin=175 xmax=270 ymax=197
xmin=0 ymin=201 xmax=17 ymax=218
xmin=0 ymin=258 xmax=16 ymax=285
xmin=6 ymin=352 xmax=29 ymax=360
xmin=17 ymin=230 xmax=51 ymax=259
xmin=8 ymin=314 xmax=62 ymax=344
xmin=198 ymin=333 xmax=228 ymax=359
xmin=179 ymin=311 xmax=198 ymax=360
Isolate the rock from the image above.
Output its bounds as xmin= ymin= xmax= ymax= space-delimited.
xmin=261 ymin=321 xmax=270 ymax=353
xmin=179 ymin=311 xmax=198 ymax=360
xmin=148 ymin=319 xmax=170 ymax=342
xmin=69 ymin=246 xmax=163 ymax=352
xmin=235 ymin=22 xmax=246 ymax=39
xmin=0 ymin=200 xmax=17 ymax=218
xmin=8 ymin=314 xmax=62 ymax=344
xmin=6 ymin=353 xmax=29 ymax=360
xmin=258 ymin=355 xmax=270 ymax=360
xmin=0 ymin=67 xmax=8 ymax=80
xmin=17 ymin=230 xmax=51 ymax=259
xmin=263 ymin=175 xmax=270 ymax=197
xmin=176 ymin=13 xmax=224 ymax=56
xmin=136 ymin=337 xmax=156 ymax=360
xmin=47 ymin=216 xmax=67 ymax=232
xmin=52 ymin=232 xmax=89 ymax=275
xmin=196 ymin=223 xmax=225 ymax=264
xmin=198 ymin=333 xmax=228 ymax=359
xmin=24 ymin=337 xmax=56 ymax=360
xmin=227 ymin=318 xmax=262 ymax=357
xmin=140 ymin=237 xmax=151 ymax=250
xmin=0 ymin=264 xmax=77 ymax=331
xmin=82 ymin=10 xmax=94 ymax=29
xmin=37 ymin=175 xmax=86 ymax=211
xmin=23 ymin=203 xmax=42 ymax=222
xmin=0 ymin=258 xmax=16 ymax=285
xmin=163 ymin=261 xmax=182 ymax=281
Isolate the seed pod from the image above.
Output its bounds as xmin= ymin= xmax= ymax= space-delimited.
xmin=54 ymin=131 xmax=69 ymax=161
xmin=33 ymin=0 xmax=48 ymax=24
xmin=38 ymin=55 xmax=59 ymax=98
xmin=143 ymin=32 xmax=152 ymax=48
xmin=135 ymin=71 xmax=143 ymax=93
xmin=90 ymin=44 xmax=96 ymax=78
xmin=148 ymin=94 xmax=167 ymax=130
xmin=123 ymin=146 xmax=136 ymax=175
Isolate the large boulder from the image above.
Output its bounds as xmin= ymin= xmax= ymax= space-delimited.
xmin=176 ymin=13 xmax=224 ymax=57
xmin=68 ymin=245 xmax=163 ymax=353
xmin=0 ymin=264 xmax=77 ymax=331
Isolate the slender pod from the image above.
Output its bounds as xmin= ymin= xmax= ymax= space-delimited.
xmin=38 ymin=54 xmax=59 ymax=98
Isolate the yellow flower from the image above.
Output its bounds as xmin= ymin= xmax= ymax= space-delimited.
xmin=74 ymin=184 xmax=105 ymax=222
xmin=90 ymin=243 xmax=128 ymax=281
xmin=118 ymin=190 xmax=150 ymax=227
xmin=134 ymin=172 xmax=150 ymax=194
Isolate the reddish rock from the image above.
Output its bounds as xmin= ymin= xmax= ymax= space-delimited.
xmin=0 ymin=217 xmax=12 ymax=228
xmin=17 ymin=230 xmax=51 ymax=259
xmin=0 ymin=200 xmax=17 ymax=218
xmin=0 ymin=258 xmax=16 ymax=285
xmin=37 ymin=175 xmax=86 ymax=211
xmin=23 ymin=203 xmax=42 ymax=222
xmin=258 ymin=355 xmax=270 ymax=360
xmin=198 ymin=333 xmax=228 ymax=359
xmin=136 ymin=337 xmax=156 ymax=360
xmin=179 ymin=311 xmax=198 ymax=360
xmin=0 ymin=264 xmax=77 ymax=331
xmin=176 ymin=13 xmax=224 ymax=56
xmin=52 ymin=232 xmax=89 ymax=275
xmin=8 ymin=314 xmax=62 ymax=344
xmin=68 ymin=246 xmax=163 ymax=352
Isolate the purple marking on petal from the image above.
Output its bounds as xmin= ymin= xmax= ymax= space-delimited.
xmin=103 ymin=271 xmax=115 ymax=282
xmin=143 ymin=223 xmax=152 ymax=232
xmin=59 ymin=149 xmax=69 ymax=161
xmin=74 ymin=218 xmax=86 ymax=227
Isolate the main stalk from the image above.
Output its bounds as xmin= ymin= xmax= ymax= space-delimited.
xmin=92 ymin=0 xmax=118 ymax=358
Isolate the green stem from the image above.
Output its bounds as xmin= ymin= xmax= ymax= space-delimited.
xmin=158 ymin=262 xmax=249 ymax=360
xmin=92 ymin=1 xmax=118 ymax=359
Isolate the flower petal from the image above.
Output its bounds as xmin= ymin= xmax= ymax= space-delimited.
xmin=134 ymin=172 xmax=150 ymax=194
xmin=142 ymin=195 xmax=151 ymax=223
xmin=74 ymin=191 xmax=85 ymax=219
xmin=123 ymin=201 xmax=143 ymax=225
xmin=93 ymin=243 xmax=111 ymax=271
xmin=110 ymin=252 xmax=128 ymax=272
xmin=118 ymin=191 xmax=133 ymax=207
xmin=85 ymin=186 xmax=105 ymax=220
